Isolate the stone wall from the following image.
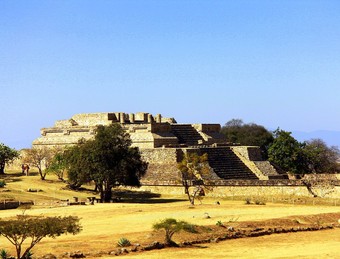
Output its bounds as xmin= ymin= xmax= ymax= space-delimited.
xmin=138 ymin=179 xmax=340 ymax=198
xmin=192 ymin=124 xmax=226 ymax=145
xmin=33 ymin=112 xmax=225 ymax=149
xmin=141 ymin=148 xmax=183 ymax=183
xmin=56 ymin=113 xmax=113 ymax=127
xmin=192 ymin=124 xmax=221 ymax=132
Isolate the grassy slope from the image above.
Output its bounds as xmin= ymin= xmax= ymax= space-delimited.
xmin=0 ymin=170 xmax=340 ymax=258
xmin=0 ymin=170 xmax=94 ymax=203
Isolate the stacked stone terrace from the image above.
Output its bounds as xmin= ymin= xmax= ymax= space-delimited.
xmin=33 ymin=112 xmax=285 ymax=182
xmin=33 ymin=112 xmax=226 ymax=149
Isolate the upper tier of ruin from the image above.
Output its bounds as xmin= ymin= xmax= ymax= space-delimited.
xmin=32 ymin=112 xmax=226 ymax=149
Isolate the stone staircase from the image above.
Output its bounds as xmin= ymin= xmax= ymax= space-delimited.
xmin=171 ymin=124 xmax=204 ymax=146
xmin=200 ymin=147 xmax=259 ymax=180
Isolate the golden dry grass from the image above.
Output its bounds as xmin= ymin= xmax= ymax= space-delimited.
xmin=0 ymin=170 xmax=340 ymax=258
xmin=120 ymin=228 xmax=340 ymax=259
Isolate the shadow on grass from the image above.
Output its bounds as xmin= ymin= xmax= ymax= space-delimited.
xmin=0 ymin=172 xmax=23 ymax=182
xmin=119 ymin=198 xmax=187 ymax=204
xmin=0 ymin=171 xmax=42 ymax=182
xmin=111 ymin=189 xmax=187 ymax=204
xmin=2 ymin=171 xmax=40 ymax=177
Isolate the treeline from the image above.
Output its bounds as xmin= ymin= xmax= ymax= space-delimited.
xmin=221 ymin=119 xmax=340 ymax=174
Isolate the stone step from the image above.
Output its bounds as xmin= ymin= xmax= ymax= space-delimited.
xmin=171 ymin=124 xmax=204 ymax=146
xmin=200 ymin=147 xmax=258 ymax=180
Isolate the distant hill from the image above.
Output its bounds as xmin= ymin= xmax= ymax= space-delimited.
xmin=292 ymin=130 xmax=340 ymax=148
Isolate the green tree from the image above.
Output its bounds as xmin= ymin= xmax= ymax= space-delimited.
xmin=221 ymin=119 xmax=274 ymax=158
xmin=0 ymin=215 xmax=81 ymax=259
xmin=267 ymin=129 xmax=307 ymax=174
xmin=65 ymin=124 xmax=148 ymax=202
xmin=46 ymin=150 xmax=67 ymax=181
xmin=0 ymin=143 xmax=20 ymax=174
xmin=178 ymin=152 xmax=210 ymax=205
xmin=153 ymin=218 xmax=196 ymax=246
xmin=303 ymin=139 xmax=340 ymax=174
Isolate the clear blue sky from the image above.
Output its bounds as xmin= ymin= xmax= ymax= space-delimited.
xmin=1 ymin=0 xmax=340 ymax=149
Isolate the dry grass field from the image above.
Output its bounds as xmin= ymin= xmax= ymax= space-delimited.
xmin=1 ymin=170 xmax=340 ymax=258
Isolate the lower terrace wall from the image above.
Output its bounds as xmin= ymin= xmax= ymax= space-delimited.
xmin=141 ymin=148 xmax=183 ymax=183
xmin=138 ymin=179 xmax=340 ymax=199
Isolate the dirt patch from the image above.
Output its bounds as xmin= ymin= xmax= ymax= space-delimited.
xmin=45 ymin=212 xmax=340 ymax=258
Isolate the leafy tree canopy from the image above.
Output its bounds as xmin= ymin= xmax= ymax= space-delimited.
xmin=0 ymin=215 xmax=81 ymax=259
xmin=267 ymin=129 xmax=306 ymax=174
xmin=153 ymin=218 xmax=196 ymax=246
xmin=65 ymin=123 xmax=148 ymax=202
xmin=221 ymin=119 xmax=274 ymax=158
xmin=0 ymin=143 xmax=20 ymax=174
xmin=303 ymin=138 xmax=340 ymax=174
xmin=268 ymin=130 xmax=340 ymax=174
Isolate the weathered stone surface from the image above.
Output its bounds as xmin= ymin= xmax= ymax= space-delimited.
xmin=27 ymin=112 xmax=323 ymax=196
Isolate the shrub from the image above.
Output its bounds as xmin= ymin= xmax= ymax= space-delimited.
xmin=216 ymin=220 xmax=224 ymax=227
xmin=0 ymin=249 xmax=9 ymax=259
xmin=25 ymin=251 xmax=33 ymax=259
xmin=0 ymin=180 xmax=6 ymax=188
xmin=245 ymin=197 xmax=252 ymax=205
xmin=117 ymin=237 xmax=131 ymax=247
xmin=153 ymin=218 xmax=197 ymax=246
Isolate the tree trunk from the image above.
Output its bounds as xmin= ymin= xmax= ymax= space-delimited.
xmin=187 ymin=192 xmax=194 ymax=205
xmin=0 ymin=162 xmax=5 ymax=174
xmin=38 ymin=168 xmax=46 ymax=180
xmin=165 ymin=232 xmax=178 ymax=247
xmin=102 ymin=188 xmax=112 ymax=203
xmin=182 ymin=179 xmax=194 ymax=205
xmin=16 ymin=244 xmax=21 ymax=259
xmin=99 ymin=182 xmax=112 ymax=203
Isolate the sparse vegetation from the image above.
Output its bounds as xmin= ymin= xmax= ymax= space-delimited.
xmin=0 ymin=170 xmax=339 ymax=258
xmin=178 ymin=152 xmax=210 ymax=205
xmin=117 ymin=237 xmax=131 ymax=247
xmin=0 ymin=249 xmax=9 ymax=259
xmin=153 ymin=218 xmax=197 ymax=246
xmin=0 ymin=180 xmax=6 ymax=188
xmin=216 ymin=220 xmax=224 ymax=227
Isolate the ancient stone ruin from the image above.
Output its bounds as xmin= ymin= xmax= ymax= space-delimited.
xmin=32 ymin=112 xmax=286 ymax=185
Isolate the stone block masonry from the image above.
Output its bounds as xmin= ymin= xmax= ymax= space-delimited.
xmin=33 ymin=112 xmax=226 ymax=149
xmin=30 ymin=111 xmax=289 ymax=192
